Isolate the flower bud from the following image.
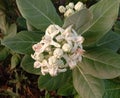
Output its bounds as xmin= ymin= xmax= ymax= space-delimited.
xmin=59 ymin=5 xmax=66 ymax=13
xmin=64 ymin=9 xmax=74 ymax=17
xmin=53 ymin=48 xmax=63 ymax=58
xmin=74 ymin=1 xmax=84 ymax=11
xmin=68 ymin=2 xmax=74 ymax=9
xmin=34 ymin=61 xmax=41 ymax=68
xmin=48 ymin=56 xmax=58 ymax=65
xmin=45 ymin=24 xmax=57 ymax=35
xmin=38 ymin=53 xmax=44 ymax=61
xmin=62 ymin=43 xmax=72 ymax=52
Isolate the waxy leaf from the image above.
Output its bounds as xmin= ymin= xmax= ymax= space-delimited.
xmin=57 ymin=82 xmax=76 ymax=96
xmin=103 ymin=80 xmax=120 ymax=98
xmin=81 ymin=48 xmax=120 ymax=79
xmin=21 ymin=55 xmax=41 ymax=75
xmin=16 ymin=0 xmax=62 ymax=31
xmin=2 ymin=31 xmax=43 ymax=54
xmin=97 ymin=31 xmax=120 ymax=51
xmin=63 ymin=9 xmax=92 ymax=32
xmin=38 ymin=70 xmax=71 ymax=91
xmin=73 ymin=66 xmax=105 ymax=98
xmin=82 ymin=0 xmax=119 ymax=46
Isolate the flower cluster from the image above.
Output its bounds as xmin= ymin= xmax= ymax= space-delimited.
xmin=31 ymin=24 xmax=84 ymax=76
xmin=58 ymin=1 xmax=85 ymax=17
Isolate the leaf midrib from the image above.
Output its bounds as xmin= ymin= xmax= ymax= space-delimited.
xmin=24 ymin=0 xmax=54 ymax=24
xmin=77 ymin=66 xmax=97 ymax=97
xmin=83 ymin=54 xmax=120 ymax=69
xmin=81 ymin=1 xmax=117 ymax=35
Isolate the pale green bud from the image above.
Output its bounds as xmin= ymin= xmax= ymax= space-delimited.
xmin=59 ymin=5 xmax=66 ymax=13
xmin=53 ymin=48 xmax=63 ymax=58
xmin=64 ymin=9 xmax=74 ymax=17
xmin=48 ymin=56 xmax=57 ymax=65
xmin=62 ymin=43 xmax=72 ymax=52
xmin=68 ymin=2 xmax=74 ymax=9
xmin=74 ymin=1 xmax=84 ymax=11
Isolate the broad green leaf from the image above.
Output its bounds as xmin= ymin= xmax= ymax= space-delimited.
xmin=74 ymin=94 xmax=82 ymax=98
xmin=16 ymin=0 xmax=62 ymax=31
xmin=4 ymin=23 xmax=17 ymax=39
xmin=80 ymin=48 xmax=120 ymax=79
xmin=114 ymin=21 xmax=120 ymax=34
xmin=38 ymin=70 xmax=71 ymax=91
xmin=82 ymin=0 xmax=119 ymax=46
xmin=0 ymin=46 xmax=9 ymax=61
xmin=11 ymin=54 xmax=21 ymax=70
xmin=63 ymin=9 xmax=92 ymax=31
xmin=21 ymin=55 xmax=41 ymax=75
xmin=103 ymin=80 xmax=120 ymax=98
xmin=17 ymin=17 xmax=27 ymax=29
xmin=1 ymin=31 xmax=43 ymax=54
xmin=73 ymin=66 xmax=105 ymax=98
xmin=57 ymin=82 xmax=76 ymax=96
xmin=97 ymin=31 xmax=120 ymax=51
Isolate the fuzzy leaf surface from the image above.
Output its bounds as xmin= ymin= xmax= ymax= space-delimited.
xmin=73 ymin=66 xmax=104 ymax=98
xmin=2 ymin=31 xmax=43 ymax=54
xmin=82 ymin=0 xmax=119 ymax=46
xmin=80 ymin=48 xmax=120 ymax=79
xmin=16 ymin=0 xmax=62 ymax=31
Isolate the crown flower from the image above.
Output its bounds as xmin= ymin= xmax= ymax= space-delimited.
xmin=31 ymin=24 xmax=84 ymax=76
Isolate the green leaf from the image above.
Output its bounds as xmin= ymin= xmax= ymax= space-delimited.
xmin=103 ymin=80 xmax=120 ymax=98
xmin=97 ymin=31 xmax=120 ymax=51
xmin=1 ymin=31 xmax=43 ymax=54
xmin=114 ymin=21 xmax=120 ymax=34
xmin=80 ymin=48 xmax=120 ymax=79
xmin=4 ymin=23 xmax=17 ymax=39
xmin=82 ymin=0 xmax=119 ymax=46
xmin=16 ymin=0 xmax=62 ymax=31
xmin=38 ymin=70 xmax=71 ymax=91
xmin=11 ymin=54 xmax=21 ymax=70
xmin=0 ymin=46 xmax=9 ymax=61
xmin=21 ymin=55 xmax=41 ymax=75
xmin=73 ymin=66 xmax=105 ymax=98
xmin=57 ymin=82 xmax=76 ymax=96
xmin=63 ymin=9 xmax=92 ymax=31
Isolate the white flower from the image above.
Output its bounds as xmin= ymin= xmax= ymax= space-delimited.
xmin=62 ymin=43 xmax=72 ymax=52
xmin=74 ymin=1 xmax=84 ymax=11
xmin=63 ymin=54 xmax=77 ymax=69
xmin=64 ymin=9 xmax=74 ymax=17
xmin=32 ymin=42 xmax=42 ymax=52
xmin=40 ymin=60 xmax=49 ymax=75
xmin=39 ymin=35 xmax=60 ymax=53
xmin=53 ymin=48 xmax=63 ymax=58
xmin=45 ymin=24 xmax=59 ymax=38
xmin=59 ymin=5 xmax=66 ymax=13
xmin=31 ymin=53 xmax=44 ymax=61
xmin=34 ymin=61 xmax=42 ymax=68
xmin=68 ymin=2 xmax=74 ymax=9
xmin=31 ymin=24 xmax=85 ymax=76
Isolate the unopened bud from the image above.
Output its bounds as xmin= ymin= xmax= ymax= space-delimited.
xmin=64 ymin=9 xmax=74 ymax=17
xmin=62 ymin=43 xmax=72 ymax=52
xmin=74 ymin=1 xmax=84 ymax=11
xmin=59 ymin=5 xmax=66 ymax=13
xmin=68 ymin=2 xmax=74 ymax=9
xmin=53 ymin=48 xmax=63 ymax=58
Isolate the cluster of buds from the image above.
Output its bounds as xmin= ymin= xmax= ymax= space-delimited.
xmin=58 ymin=1 xmax=85 ymax=17
xmin=31 ymin=24 xmax=84 ymax=76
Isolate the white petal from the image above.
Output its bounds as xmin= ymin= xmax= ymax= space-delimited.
xmin=51 ymin=40 xmax=61 ymax=47
xmin=34 ymin=61 xmax=42 ymax=68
